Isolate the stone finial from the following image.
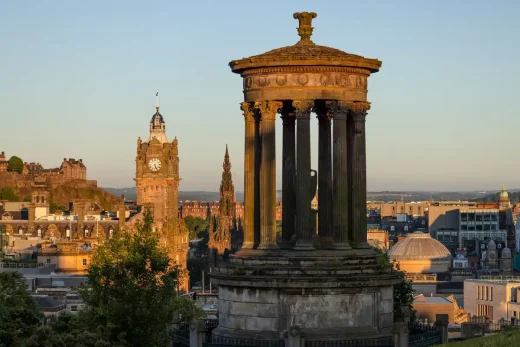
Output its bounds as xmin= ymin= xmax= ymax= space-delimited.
xmin=293 ymin=12 xmax=317 ymax=44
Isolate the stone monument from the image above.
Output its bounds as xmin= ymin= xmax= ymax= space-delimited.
xmin=210 ymin=12 xmax=399 ymax=343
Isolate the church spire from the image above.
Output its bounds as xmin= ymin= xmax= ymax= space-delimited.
xmin=219 ymin=145 xmax=235 ymax=217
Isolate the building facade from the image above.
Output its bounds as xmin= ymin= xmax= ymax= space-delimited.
xmin=464 ymin=279 xmax=520 ymax=323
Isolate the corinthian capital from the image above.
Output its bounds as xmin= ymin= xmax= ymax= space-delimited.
xmin=328 ymin=100 xmax=351 ymax=120
xmin=292 ymin=100 xmax=314 ymax=118
xmin=254 ymin=101 xmax=282 ymax=120
xmin=240 ymin=102 xmax=255 ymax=122
xmin=349 ymin=101 xmax=371 ymax=119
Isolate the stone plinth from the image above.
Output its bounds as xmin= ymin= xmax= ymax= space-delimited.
xmin=211 ymin=249 xmax=398 ymax=342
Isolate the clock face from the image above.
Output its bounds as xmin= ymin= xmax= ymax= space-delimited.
xmin=148 ymin=158 xmax=162 ymax=172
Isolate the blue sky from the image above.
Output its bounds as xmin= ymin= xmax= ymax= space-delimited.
xmin=1 ymin=0 xmax=518 ymax=191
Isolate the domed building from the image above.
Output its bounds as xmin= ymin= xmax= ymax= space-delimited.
xmin=388 ymin=231 xmax=452 ymax=273
xmin=499 ymin=185 xmax=511 ymax=210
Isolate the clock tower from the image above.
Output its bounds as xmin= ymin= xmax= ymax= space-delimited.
xmin=135 ymin=104 xmax=179 ymax=228
xmin=134 ymin=101 xmax=190 ymax=292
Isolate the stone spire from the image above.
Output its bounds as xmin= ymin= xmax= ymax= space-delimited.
xmin=219 ymin=145 xmax=235 ymax=217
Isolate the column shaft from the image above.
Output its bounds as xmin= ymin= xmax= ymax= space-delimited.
xmin=348 ymin=102 xmax=371 ymax=249
xmin=254 ymin=110 xmax=262 ymax=247
xmin=256 ymin=101 xmax=282 ymax=249
xmin=281 ymin=109 xmax=296 ymax=246
xmin=293 ymin=100 xmax=315 ymax=250
xmin=332 ymin=101 xmax=351 ymax=249
xmin=316 ymin=106 xmax=333 ymax=246
xmin=241 ymin=102 xmax=255 ymax=249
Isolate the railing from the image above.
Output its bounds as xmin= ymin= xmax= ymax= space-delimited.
xmin=208 ymin=336 xmax=284 ymax=347
xmin=408 ymin=322 xmax=441 ymax=347
xmin=171 ymin=327 xmax=190 ymax=347
xmin=0 ymin=262 xmax=44 ymax=269
xmin=305 ymin=336 xmax=393 ymax=346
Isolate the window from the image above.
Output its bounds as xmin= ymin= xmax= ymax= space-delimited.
xmin=46 ymin=259 xmax=51 ymax=264
xmin=70 ymin=305 xmax=78 ymax=312
xmin=490 ymin=287 xmax=493 ymax=301
xmin=82 ymin=259 xmax=87 ymax=266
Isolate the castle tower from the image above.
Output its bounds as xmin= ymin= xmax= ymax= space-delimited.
xmin=208 ymin=145 xmax=235 ymax=255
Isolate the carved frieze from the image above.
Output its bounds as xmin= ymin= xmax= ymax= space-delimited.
xmin=243 ymin=73 xmax=368 ymax=92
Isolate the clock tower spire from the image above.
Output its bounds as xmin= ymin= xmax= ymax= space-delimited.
xmin=149 ymin=93 xmax=168 ymax=144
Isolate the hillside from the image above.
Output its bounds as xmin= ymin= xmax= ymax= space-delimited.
xmin=48 ymin=184 xmax=122 ymax=211
xmin=471 ymin=192 xmax=520 ymax=204
xmin=439 ymin=330 xmax=520 ymax=347
xmin=0 ymin=173 xmax=122 ymax=211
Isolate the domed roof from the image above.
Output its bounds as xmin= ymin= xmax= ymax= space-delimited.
xmin=487 ymin=239 xmax=496 ymax=249
xmin=229 ymin=12 xmax=381 ymax=73
xmin=502 ymin=247 xmax=512 ymax=258
xmin=500 ymin=185 xmax=509 ymax=199
xmin=388 ymin=232 xmax=452 ymax=261
xmin=151 ymin=107 xmax=165 ymax=124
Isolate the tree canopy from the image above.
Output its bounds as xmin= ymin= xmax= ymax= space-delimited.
xmin=7 ymin=156 xmax=23 ymax=174
xmin=0 ymin=272 xmax=43 ymax=347
xmin=76 ymin=209 xmax=203 ymax=346
xmin=0 ymin=186 xmax=18 ymax=201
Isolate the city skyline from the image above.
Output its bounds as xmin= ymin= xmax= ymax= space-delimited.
xmin=1 ymin=0 xmax=518 ymax=191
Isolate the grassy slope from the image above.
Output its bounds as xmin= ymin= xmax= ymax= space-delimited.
xmin=438 ymin=330 xmax=520 ymax=347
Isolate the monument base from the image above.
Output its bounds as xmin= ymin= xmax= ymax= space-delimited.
xmin=210 ymin=248 xmax=399 ymax=343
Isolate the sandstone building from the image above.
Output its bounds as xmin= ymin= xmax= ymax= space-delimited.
xmin=0 ymin=152 xmax=7 ymax=172
xmin=133 ymin=102 xmax=189 ymax=292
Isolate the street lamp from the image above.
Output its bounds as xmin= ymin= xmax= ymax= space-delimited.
xmin=0 ymin=225 xmax=4 ymax=260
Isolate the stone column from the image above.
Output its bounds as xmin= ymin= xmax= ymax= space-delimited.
xmin=255 ymin=101 xmax=282 ymax=249
xmin=293 ymin=100 xmax=314 ymax=250
xmin=315 ymin=104 xmax=333 ymax=247
xmin=348 ymin=101 xmax=371 ymax=249
xmin=118 ymin=204 xmax=126 ymax=230
xmin=331 ymin=101 xmax=351 ymax=249
xmin=28 ymin=203 xmax=36 ymax=235
xmin=281 ymin=106 xmax=296 ymax=247
xmin=241 ymin=102 xmax=256 ymax=249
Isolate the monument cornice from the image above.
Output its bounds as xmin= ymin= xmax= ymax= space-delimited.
xmin=240 ymin=66 xmax=371 ymax=77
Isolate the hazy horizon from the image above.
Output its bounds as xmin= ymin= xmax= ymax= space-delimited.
xmin=2 ymin=1 xmax=518 ymax=191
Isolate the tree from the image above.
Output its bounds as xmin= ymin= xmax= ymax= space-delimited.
xmin=7 ymin=156 xmax=23 ymax=174
xmin=0 ymin=272 xmax=43 ymax=346
xmin=77 ymin=209 xmax=202 ymax=346
xmin=0 ymin=186 xmax=18 ymax=201
xmin=184 ymin=215 xmax=209 ymax=240
xmin=372 ymin=247 xmax=416 ymax=322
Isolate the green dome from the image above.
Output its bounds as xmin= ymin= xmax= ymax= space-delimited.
xmin=500 ymin=186 xmax=509 ymax=199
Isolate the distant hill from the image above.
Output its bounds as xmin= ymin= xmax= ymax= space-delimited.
xmin=105 ymin=187 xmax=502 ymax=204
xmin=104 ymin=187 xmax=244 ymax=202
xmin=471 ymin=191 xmax=520 ymax=204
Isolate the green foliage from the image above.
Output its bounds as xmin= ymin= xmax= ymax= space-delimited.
xmin=0 ymin=272 xmax=43 ymax=347
xmin=276 ymin=220 xmax=282 ymax=235
xmin=7 ymin=156 xmax=23 ymax=174
xmin=75 ymin=208 xmax=200 ymax=346
xmin=393 ymin=262 xmax=417 ymax=322
xmin=184 ymin=215 xmax=209 ymax=240
xmin=373 ymin=247 xmax=392 ymax=273
xmin=23 ymin=195 xmax=32 ymax=202
xmin=439 ymin=329 xmax=520 ymax=347
xmin=172 ymin=296 xmax=206 ymax=325
xmin=0 ymin=186 xmax=18 ymax=201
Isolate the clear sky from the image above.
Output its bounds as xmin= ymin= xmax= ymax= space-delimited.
xmin=1 ymin=0 xmax=518 ymax=192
